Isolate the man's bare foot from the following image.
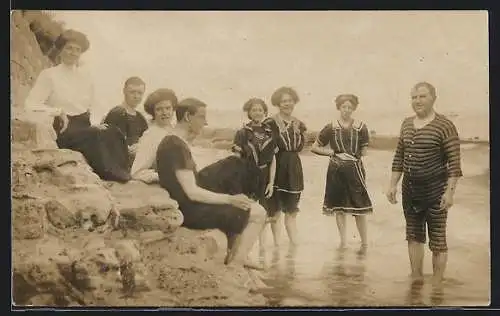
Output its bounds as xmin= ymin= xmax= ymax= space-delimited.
xmin=224 ymin=251 xmax=232 ymax=265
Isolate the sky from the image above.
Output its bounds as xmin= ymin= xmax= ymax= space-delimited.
xmin=52 ymin=11 xmax=489 ymax=136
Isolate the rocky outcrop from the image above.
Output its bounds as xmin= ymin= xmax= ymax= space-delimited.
xmin=11 ymin=11 xmax=52 ymax=109
xmin=11 ymin=147 xmax=267 ymax=307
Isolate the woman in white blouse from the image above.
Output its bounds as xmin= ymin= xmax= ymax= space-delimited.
xmin=130 ymin=88 xmax=177 ymax=183
xmin=25 ymin=29 xmax=131 ymax=182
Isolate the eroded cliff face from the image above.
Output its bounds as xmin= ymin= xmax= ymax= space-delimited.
xmin=11 ymin=11 xmax=266 ymax=308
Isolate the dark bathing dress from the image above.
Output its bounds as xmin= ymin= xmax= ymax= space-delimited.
xmin=231 ymin=122 xmax=278 ymax=216
xmin=264 ymin=115 xmax=307 ymax=213
xmin=156 ymin=135 xmax=250 ymax=239
xmin=317 ymin=120 xmax=373 ymax=216
xmin=102 ymin=106 xmax=149 ymax=168
xmin=52 ymin=111 xmax=131 ymax=183
xmin=197 ymin=122 xmax=278 ymax=216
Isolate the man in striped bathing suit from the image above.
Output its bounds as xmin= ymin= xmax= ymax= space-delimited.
xmin=386 ymin=82 xmax=463 ymax=288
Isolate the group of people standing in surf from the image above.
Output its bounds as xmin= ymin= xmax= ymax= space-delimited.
xmin=24 ymin=28 xmax=463 ymax=290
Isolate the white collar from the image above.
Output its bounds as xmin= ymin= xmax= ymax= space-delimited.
xmin=334 ymin=118 xmax=363 ymax=130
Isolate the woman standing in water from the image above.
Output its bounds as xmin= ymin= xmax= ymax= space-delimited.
xmin=264 ymin=87 xmax=307 ymax=247
xmin=25 ymin=29 xmax=130 ymax=182
xmin=231 ymin=98 xmax=279 ymax=258
xmin=311 ymin=94 xmax=373 ymax=255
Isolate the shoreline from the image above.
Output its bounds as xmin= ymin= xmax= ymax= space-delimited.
xmin=196 ymin=126 xmax=490 ymax=152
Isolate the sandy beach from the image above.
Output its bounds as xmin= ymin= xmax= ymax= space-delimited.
xmin=192 ymin=142 xmax=490 ymax=307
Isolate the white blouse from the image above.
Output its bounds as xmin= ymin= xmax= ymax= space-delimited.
xmin=131 ymin=123 xmax=174 ymax=180
xmin=25 ymin=63 xmax=96 ymax=117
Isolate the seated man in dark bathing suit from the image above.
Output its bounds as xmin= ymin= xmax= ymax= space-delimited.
xmin=153 ymin=98 xmax=267 ymax=268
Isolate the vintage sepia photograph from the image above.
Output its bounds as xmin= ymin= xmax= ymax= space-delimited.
xmin=10 ymin=10 xmax=490 ymax=308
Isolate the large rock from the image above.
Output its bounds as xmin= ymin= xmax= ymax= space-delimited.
xmin=107 ymin=181 xmax=183 ymax=234
xmin=11 ymin=149 xmax=114 ymax=230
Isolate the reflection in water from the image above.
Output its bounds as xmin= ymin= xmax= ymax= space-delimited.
xmin=430 ymin=283 xmax=445 ymax=306
xmin=322 ymin=249 xmax=368 ymax=306
xmin=405 ymin=279 xmax=425 ymax=306
xmin=261 ymin=246 xmax=298 ymax=306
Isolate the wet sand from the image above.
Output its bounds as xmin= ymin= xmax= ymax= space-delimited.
xmin=193 ymin=143 xmax=490 ymax=307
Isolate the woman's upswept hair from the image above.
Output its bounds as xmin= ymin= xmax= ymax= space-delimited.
xmin=143 ymin=88 xmax=178 ymax=118
xmin=54 ymin=29 xmax=90 ymax=52
xmin=242 ymin=98 xmax=268 ymax=120
xmin=270 ymin=87 xmax=299 ymax=107
xmin=334 ymin=94 xmax=359 ymax=110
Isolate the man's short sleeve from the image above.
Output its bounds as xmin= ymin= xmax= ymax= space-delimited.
xmin=159 ymin=136 xmax=196 ymax=171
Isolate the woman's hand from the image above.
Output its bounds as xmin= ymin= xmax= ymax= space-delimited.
xmin=265 ymin=182 xmax=274 ymax=198
xmin=128 ymin=143 xmax=138 ymax=155
xmin=228 ymin=194 xmax=254 ymax=211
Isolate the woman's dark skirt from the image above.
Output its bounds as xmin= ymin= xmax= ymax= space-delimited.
xmin=197 ymin=156 xmax=275 ymax=217
xmin=53 ymin=112 xmax=131 ymax=183
xmin=274 ymin=151 xmax=304 ymax=193
xmin=322 ymin=156 xmax=373 ymax=216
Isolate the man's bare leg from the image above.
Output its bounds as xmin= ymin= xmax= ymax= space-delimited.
xmin=430 ymin=252 xmax=446 ymax=306
xmin=226 ymin=203 xmax=267 ymax=269
xmin=432 ymin=251 xmax=448 ymax=285
xmin=224 ymin=233 xmax=240 ymax=265
xmin=408 ymin=241 xmax=425 ymax=281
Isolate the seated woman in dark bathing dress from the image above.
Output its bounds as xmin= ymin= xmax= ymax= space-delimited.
xmin=25 ymin=29 xmax=131 ymax=182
